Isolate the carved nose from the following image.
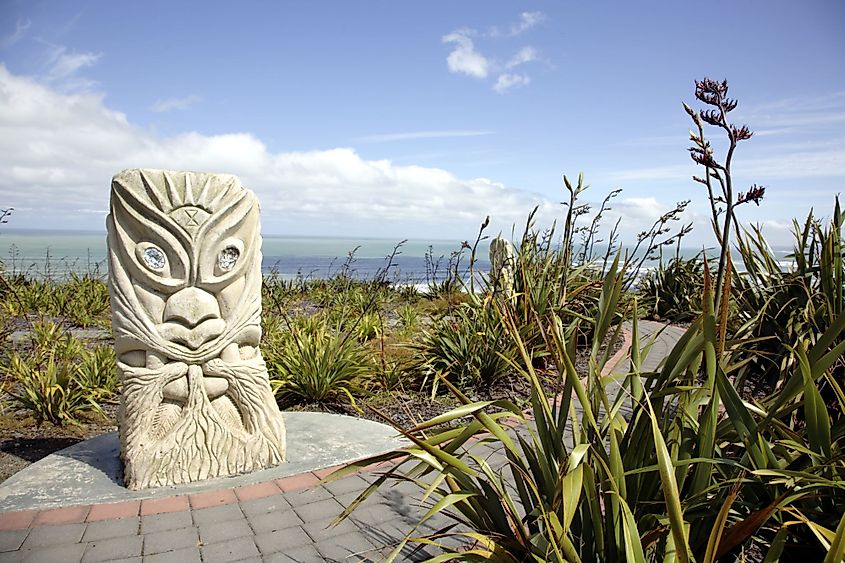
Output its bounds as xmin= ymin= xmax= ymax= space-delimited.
xmin=163 ymin=287 xmax=221 ymax=328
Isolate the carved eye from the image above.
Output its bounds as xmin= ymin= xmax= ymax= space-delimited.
xmin=218 ymin=246 xmax=240 ymax=271
xmin=142 ymin=246 xmax=167 ymax=270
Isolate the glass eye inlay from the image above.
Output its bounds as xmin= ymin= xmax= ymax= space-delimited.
xmin=142 ymin=247 xmax=166 ymax=270
xmin=218 ymin=246 xmax=240 ymax=271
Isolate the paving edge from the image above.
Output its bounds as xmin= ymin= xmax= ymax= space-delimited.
xmin=600 ymin=324 xmax=634 ymax=378
xmin=0 ymin=458 xmax=401 ymax=531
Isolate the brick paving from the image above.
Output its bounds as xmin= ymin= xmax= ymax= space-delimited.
xmin=0 ymin=321 xmax=681 ymax=562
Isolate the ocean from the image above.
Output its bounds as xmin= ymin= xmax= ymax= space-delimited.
xmin=0 ymin=229 xmax=795 ymax=283
xmin=0 ymin=230 xmax=484 ymax=284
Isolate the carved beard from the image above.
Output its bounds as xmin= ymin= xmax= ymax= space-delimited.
xmin=107 ymin=169 xmax=286 ymax=490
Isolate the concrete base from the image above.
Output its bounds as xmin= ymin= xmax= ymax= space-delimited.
xmin=0 ymin=412 xmax=406 ymax=512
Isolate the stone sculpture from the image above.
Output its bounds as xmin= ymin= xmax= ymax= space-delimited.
xmin=107 ymin=169 xmax=286 ymax=490
xmin=489 ymin=237 xmax=516 ymax=299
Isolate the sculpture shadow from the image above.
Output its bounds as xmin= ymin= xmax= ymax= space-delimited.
xmin=52 ymin=431 xmax=125 ymax=488
xmin=1 ymin=437 xmax=83 ymax=463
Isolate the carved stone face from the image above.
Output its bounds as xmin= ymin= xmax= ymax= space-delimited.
xmin=107 ymin=169 xmax=285 ymax=490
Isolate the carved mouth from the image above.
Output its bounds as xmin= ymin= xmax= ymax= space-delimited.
xmin=157 ymin=343 xmax=251 ymax=402
xmin=161 ymin=374 xmax=229 ymax=401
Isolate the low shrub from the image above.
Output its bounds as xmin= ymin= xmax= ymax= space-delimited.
xmin=415 ymin=301 xmax=516 ymax=392
xmin=396 ymin=303 xmax=420 ymax=336
xmin=731 ymin=199 xmax=844 ymax=390
xmin=75 ymin=345 xmax=118 ymax=401
xmin=1 ymin=322 xmax=106 ymax=425
xmin=639 ymin=254 xmax=705 ymax=321
xmin=352 ymin=312 xmax=381 ymax=342
xmin=0 ymin=274 xmax=110 ymax=328
xmin=266 ymin=320 xmax=371 ymax=407
xmin=3 ymin=352 xmax=102 ymax=425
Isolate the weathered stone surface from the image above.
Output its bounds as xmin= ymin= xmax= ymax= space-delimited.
xmin=107 ymin=169 xmax=286 ymax=489
xmin=489 ymin=237 xmax=515 ymax=298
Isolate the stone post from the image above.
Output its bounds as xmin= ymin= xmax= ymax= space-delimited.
xmin=489 ymin=237 xmax=516 ymax=299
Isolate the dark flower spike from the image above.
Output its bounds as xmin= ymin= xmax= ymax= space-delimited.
xmin=737 ymin=184 xmax=766 ymax=206
xmin=731 ymin=125 xmax=753 ymax=141
xmin=689 ymin=147 xmax=721 ymax=168
xmin=694 ymin=78 xmax=738 ymax=117
xmin=700 ymin=109 xmax=723 ymax=126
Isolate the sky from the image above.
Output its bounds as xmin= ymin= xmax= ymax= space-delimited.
xmin=0 ymin=0 xmax=843 ymax=246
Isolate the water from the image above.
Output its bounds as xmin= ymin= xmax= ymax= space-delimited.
xmin=0 ymin=230 xmax=485 ymax=283
xmin=0 ymin=229 xmax=794 ymax=282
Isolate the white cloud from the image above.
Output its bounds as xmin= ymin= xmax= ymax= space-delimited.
xmin=45 ymin=45 xmax=100 ymax=80
xmin=509 ymin=12 xmax=545 ymax=36
xmin=38 ymin=43 xmax=102 ymax=92
xmin=0 ymin=65 xmax=708 ymax=242
xmin=444 ymin=15 xmax=543 ymax=92
xmin=488 ymin=11 xmax=546 ymax=38
xmin=607 ymin=164 xmax=693 ymax=183
xmin=2 ymin=18 xmax=31 ymax=48
xmin=150 ymin=95 xmax=202 ymax=113
xmin=354 ymin=130 xmax=493 ymax=143
xmin=741 ymin=149 xmax=845 ymax=178
xmin=0 ymin=65 xmax=551 ymax=237
xmin=505 ymin=47 xmax=537 ymax=70
xmin=493 ymin=73 xmax=530 ymax=94
xmin=735 ymin=92 xmax=845 ymax=137
xmin=442 ymin=31 xmax=489 ymax=79
xmin=614 ymin=197 xmax=667 ymax=222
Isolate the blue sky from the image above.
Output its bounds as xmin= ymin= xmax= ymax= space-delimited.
xmin=0 ymin=0 xmax=843 ymax=246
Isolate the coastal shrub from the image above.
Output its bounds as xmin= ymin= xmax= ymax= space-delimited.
xmin=0 ymin=273 xmax=110 ymax=328
xmin=75 ymin=345 xmax=118 ymax=401
xmin=685 ymin=77 xmax=767 ymax=311
xmin=262 ymin=271 xmax=309 ymax=303
xmin=422 ymin=277 xmax=462 ymax=302
xmin=2 ymin=351 xmax=102 ymax=425
xmin=267 ymin=320 xmax=371 ymax=407
xmin=396 ymin=303 xmax=419 ymax=336
xmin=396 ymin=283 xmax=420 ymax=302
xmin=337 ymin=257 xmax=845 ymax=561
xmin=422 ymin=243 xmax=466 ymax=303
xmin=368 ymin=341 xmax=417 ymax=392
xmin=31 ymin=320 xmax=84 ymax=358
xmin=415 ymin=301 xmax=516 ymax=392
xmin=260 ymin=312 xmax=286 ymax=342
xmin=0 ymin=276 xmax=43 ymax=318
xmin=352 ymin=311 xmax=381 ymax=342
xmin=502 ymin=178 xmax=666 ymax=354
xmin=336 ymin=258 xmax=629 ymax=560
xmin=638 ymin=254 xmax=705 ymax=321
xmin=731 ymin=199 xmax=844 ymax=391
xmin=54 ymin=274 xmax=111 ymax=327
xmin=1 ymin=322 xmax=104 ymax=425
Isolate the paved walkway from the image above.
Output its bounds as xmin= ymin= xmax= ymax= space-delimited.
xmin=0 ymin=321 xmax=683 ymax=562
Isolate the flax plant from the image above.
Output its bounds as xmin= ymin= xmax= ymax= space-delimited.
xmin=2 ymin=322 xmax=107 ymax=425
xmin=330 ymin=250 xmax=845 ymax=560
xmin=731 ymin=198 xmax=844 ymax=390
xmin=685 ymin=78 xmax=765 ymax=308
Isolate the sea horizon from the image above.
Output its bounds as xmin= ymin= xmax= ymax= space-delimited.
xmin=0 ymin=227 xmax=794 ymax=282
